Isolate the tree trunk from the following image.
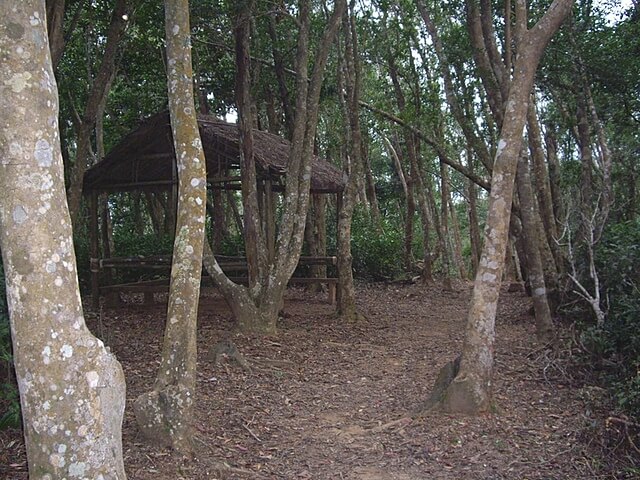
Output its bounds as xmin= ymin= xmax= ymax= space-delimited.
xmin=46 ymin=0 xmax=66 ymax=69
xmin=336 ymin=4 xmax=364 ymax=321
xmin=527 ymin=99 xmax=559 ymax=242
xmin=200 ymin=0 xmax=346 ymax=333
xmin=516 ymin=152 xmax=555 ymax=342
xmin=468 ymin=160 xmax=483 ymax=276
xmin=133 ymin=0 xmax=207 ymax=453
xmin=66 ymin=0 xmax=129 ymax=226
xmin=544 ymin=125 xmax=564 ymax=230
xmin=430 ymin=0 xmax=573 ymax=414
xmin=439 ymin=162 xmax=454 ymax=290
xmin=304 ymin=195 xmax=328 ymax=288
xmin=0 ymin=2 xmax=127 ymax=476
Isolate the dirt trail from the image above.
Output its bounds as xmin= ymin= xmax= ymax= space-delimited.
xmin=1 ymin=283 xmax=605 ymax=479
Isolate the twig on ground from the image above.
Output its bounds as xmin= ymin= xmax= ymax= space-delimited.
xmin=242 ymin=422 xmax=263 ymax=443
xmin=367 ymin=417 xmax=412 ymax=434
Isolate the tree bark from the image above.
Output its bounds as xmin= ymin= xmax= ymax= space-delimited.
xmin=133 ymin=0 xmax=207 ymax=453
xmin=201 ymin=0 xmax=346 ymax=333
xmin=516 ymin=151 xmax=555 ymax=342
xmin=66 ymin=0 xmax=129 ymax=227
xmin=432 ymin=0 xmax=574 ymax=414
xmin=336 ymin=3 xmax=364 ymax=321
xmin=0 ymin=2 xmax=127 ymax=476
xmin=526 ymin=98 xmax=563 ymax=271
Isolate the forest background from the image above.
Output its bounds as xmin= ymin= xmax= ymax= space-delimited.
xmin=0 ymin=0 xmax=639 ymax=467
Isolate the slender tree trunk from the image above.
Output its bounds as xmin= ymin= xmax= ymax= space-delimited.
xmin=439 ymin=163 xmax=454 ymax=289
xmin=46 ymin=0 xmax=66 ymax=69
xmin=516 ymin=151 xmax=555 ymax=342
xmin=336 ymin=3 xmax=364 ymax=321
xmin=304 ymin=195 xmax=327 ymax=287
xmin=467 ymin=148 xmax=483 ymax=276
xmin=362 ymin=136 xmax=382 ymax=225
xmin=133 ymin=0 xmax=207 ymax=452
xmin=544 ymin=125 xmax=564 ymax=229
xmin=449 ymin=194 xmax=468 ymax=280
xmin=0 ymin=3 xmax=127 ymax=476
xmin=201 ymin=0 xmax=346 ymax=333
xmin=67 ymin=0 xmax=129 ymax=226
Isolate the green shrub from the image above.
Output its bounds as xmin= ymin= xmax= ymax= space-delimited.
xmin=583 ymin=219 xmax=640 ymax=418
xmin=351 ymin=208 xmax=404 ymax=280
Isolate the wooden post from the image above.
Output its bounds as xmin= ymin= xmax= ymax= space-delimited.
xmin=90 ymin=191 xmax=100 ymax=310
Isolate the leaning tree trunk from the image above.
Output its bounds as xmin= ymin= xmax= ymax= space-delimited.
xmin=0 ymin=2 xmax=127 ymax=476
xmin=133 ymin=0 xmax=207 ymax=453
xmin=430 ymin=0 xmax=574 ymax=414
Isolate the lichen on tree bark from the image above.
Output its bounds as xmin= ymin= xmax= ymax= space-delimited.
xmin=133 ymin=0 xmax=207 ymax=453
xmin=0 ymin=2 xmax=127 ymax=477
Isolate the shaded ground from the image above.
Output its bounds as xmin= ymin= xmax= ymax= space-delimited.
xmin=0 ymin=282 xmax=634 ymax=478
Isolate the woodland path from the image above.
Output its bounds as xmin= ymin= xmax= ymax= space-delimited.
xmin=1 ymin=282 xmax=615 ymax=479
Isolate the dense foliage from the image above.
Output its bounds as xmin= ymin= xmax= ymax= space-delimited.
xmin=589 ymin=220 xmax=640 ymax=418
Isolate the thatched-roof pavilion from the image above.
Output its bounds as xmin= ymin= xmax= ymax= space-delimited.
xmin=84 ymin=110 xmax=344 ymax=308
xmin=83 ymin=110 xmax=345 ymax=194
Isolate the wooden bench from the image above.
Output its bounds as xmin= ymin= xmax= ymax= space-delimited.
xmin=100 ymin=276 xmax=338 ymax=307
xmin=96 ymin=255 xmax=338 ymax=307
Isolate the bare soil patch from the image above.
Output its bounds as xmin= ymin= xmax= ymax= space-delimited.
xmin=0 ymin=282 xmax=626 ymax=478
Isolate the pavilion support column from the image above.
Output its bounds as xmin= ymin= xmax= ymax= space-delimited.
xmin=90 ymin=190 xmax=100 ymax=310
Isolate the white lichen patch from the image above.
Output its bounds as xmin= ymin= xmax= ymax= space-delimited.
xmin=5 ymin=71 xmax=32 ymax=93
xmin=42 ymin=345 xmax=51 ymax=365
xmin=30 ymin=11 xmax=42 ymax=26
xmin=12 ymin=205 xmax=28 ymax=224
xmin=60 ymin=344 xmax=73 ymax=359
xmin=9 ymin=142 xmax=22 ymax=156
xmin=54 ymin=276 xmax=63 ymax=287
xmin=49 ymin=453 xmax=65 ymax=468
xmin=172 ymin=24 xmax=180 ymax=35
xmin=481 ymin=272 xmax=497 ymax=283
xmin=85 ymin=371 xmax=99 ymax=388
xmin=34 ymin=139 xmax=53 ymax=167
xmin=69 ymin=461 xmax=87 ymax=477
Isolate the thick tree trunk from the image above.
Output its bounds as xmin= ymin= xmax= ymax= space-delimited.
xmin=0 ymin=3 xmax=126 ymax=476
xmin=133 ymin=0 xmax=207 ymax=453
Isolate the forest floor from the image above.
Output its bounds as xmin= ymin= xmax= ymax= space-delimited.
xmin=1 ymin=281 xmax=636 ymax=479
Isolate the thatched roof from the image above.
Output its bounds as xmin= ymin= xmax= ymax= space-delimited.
xmin=83 ymin=110 xmax=345 ymax=194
